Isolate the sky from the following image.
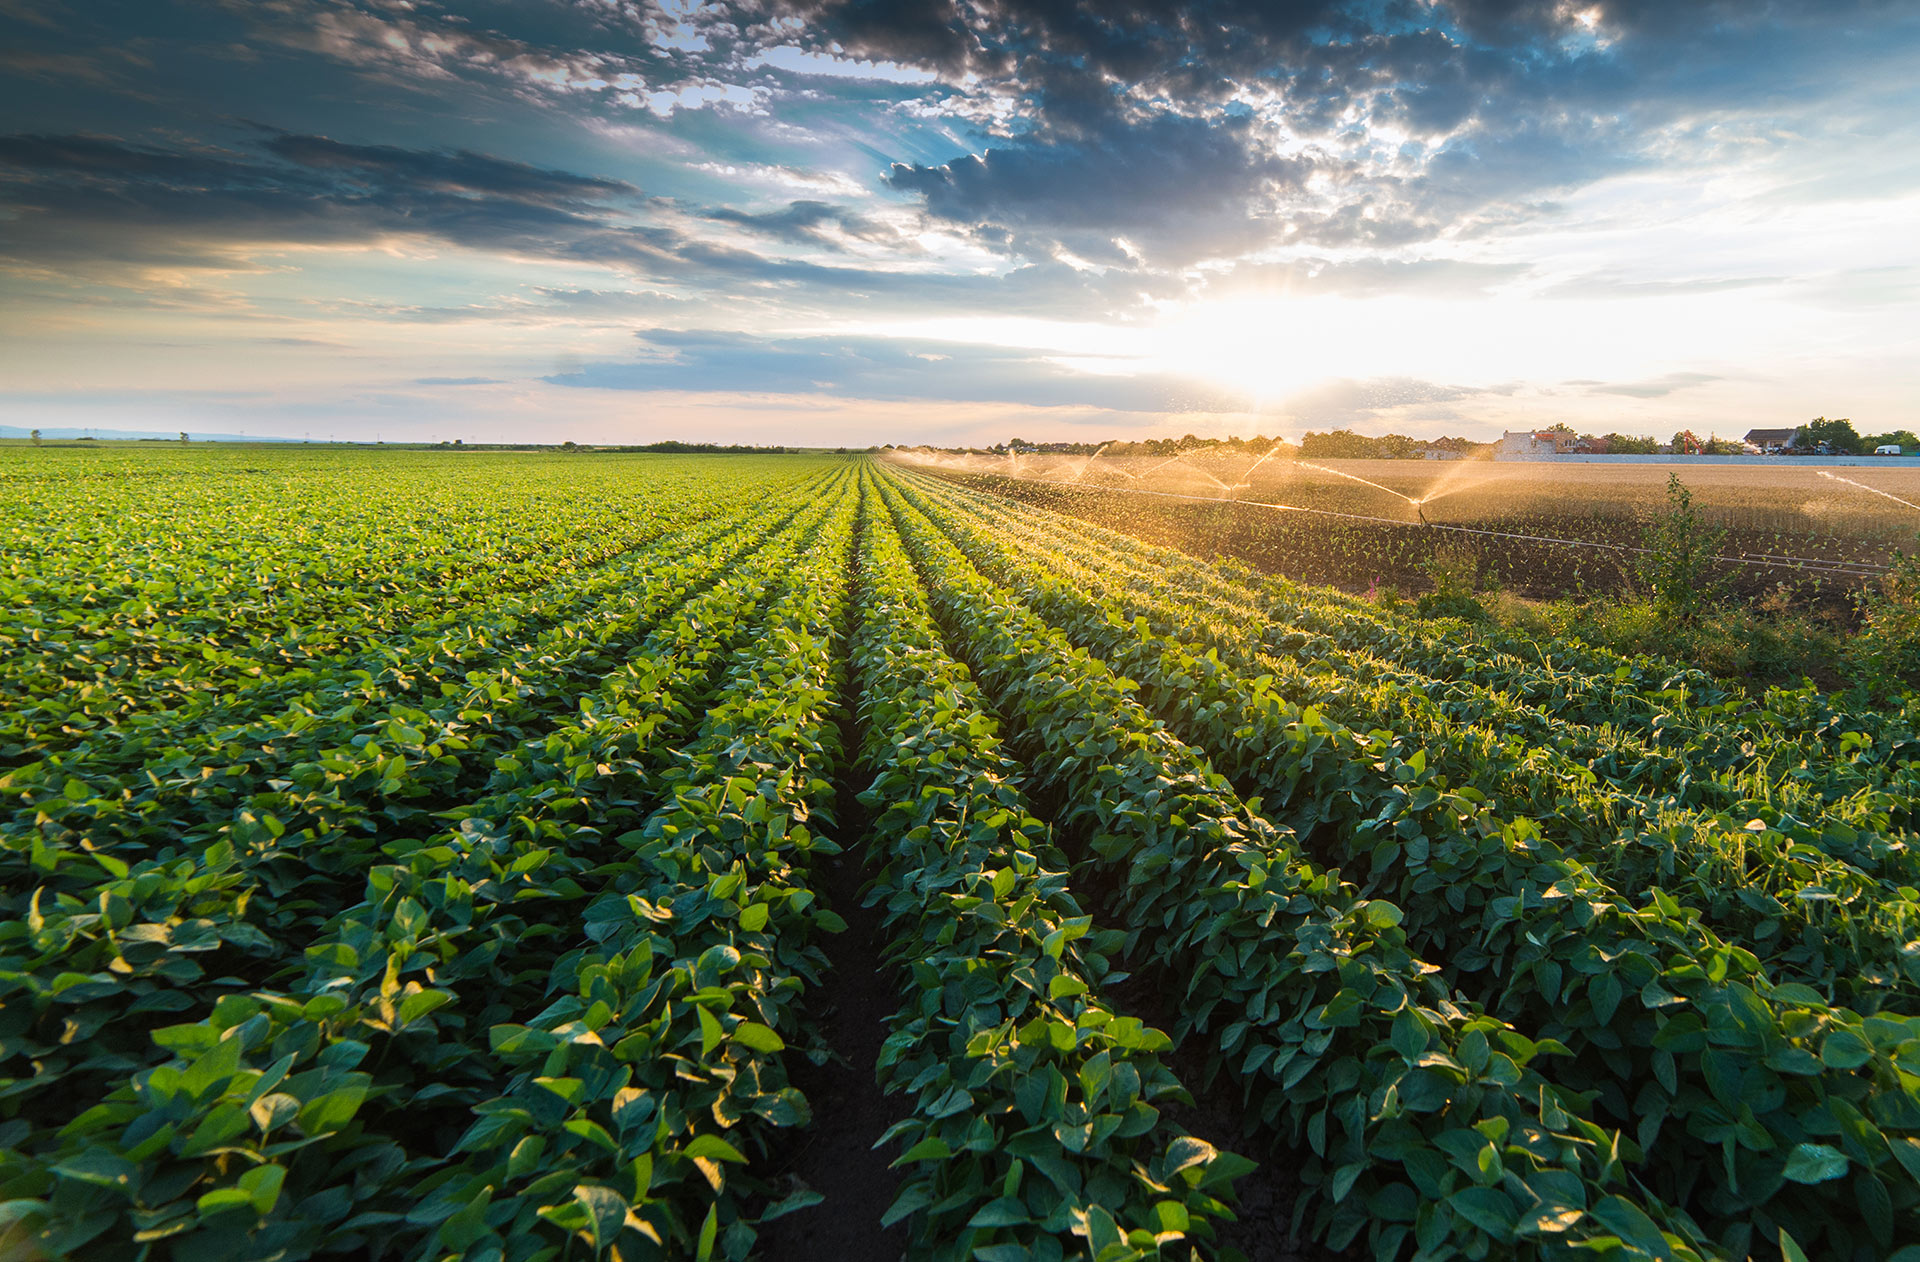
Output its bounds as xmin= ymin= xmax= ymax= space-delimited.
xmin=1 ymin=1 xmax=1917 ymax=446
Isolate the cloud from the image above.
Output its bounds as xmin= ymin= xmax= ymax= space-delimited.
xmin=1585 ymin=371 xmax=1721 ymax=399
xmin=1543 ymin=274 xmax=1784 ymax=300
xmin=0 ymin=131 xmax=1157 ymax=318
xmin=1277 ymin=377 xmax=1510 ymax=426
xmin=546 ymin=329 xmax=1243 ymax=412
xmin=1206 ymin=256 xmax=1530 ymax=300
xmin=0 ymin=131 xmax=646 ymax=275
xmin=414 ymin=376 xmax=507 ymax=386
xmin=702 ymin=198 xmax=888 ymax=248
xmin=887 ymin=113 xmax=1311 ymax=265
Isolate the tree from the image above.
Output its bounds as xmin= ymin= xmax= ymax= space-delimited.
xmin=1604 ymin=432 xmax=1658 ymax=454
xmin=29 ymin=429 xmax=41 ymax=447
xmin=1795 ymin=416 xmax=1864 ymax=454
xmin=1668 ymin=430 xmax=1704 ymax=455
xmin=1703 ymin=435 xmax=1744 ymax=455
xmin=1865 ymin=429 xmax=1919 ymax=452
xmin=179 ymin=431 xmax=189 ymax=444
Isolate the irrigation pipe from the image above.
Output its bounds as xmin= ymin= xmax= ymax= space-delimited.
xmin=921 ymin=470 xmax=1894 ymax=579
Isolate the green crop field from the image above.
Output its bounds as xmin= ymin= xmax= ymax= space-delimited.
xmin=4 ymin=446 xmax=1919 ymax=1262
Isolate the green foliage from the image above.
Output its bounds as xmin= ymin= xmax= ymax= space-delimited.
xmin=1796 ymin=416 xmax=1866 ymax=454
xmin=6 ymin=444 xmax=1919 ymax=1262
xmin=1636 ymin=473 xmax=1726 ymax=622
xmin=1415 ymin=543 xmax=1488 ymax=622
xmin=885 ymin=460 xmax=1920 ymax=1258
xmin=1851 ymin=547 xmax=1920 ymax=687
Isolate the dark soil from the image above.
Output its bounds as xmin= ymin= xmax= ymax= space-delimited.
xmin=759 ymin=509 xmax=909 ymax=1262
xmin=755 ymin=769 xmax=908 ymax=1262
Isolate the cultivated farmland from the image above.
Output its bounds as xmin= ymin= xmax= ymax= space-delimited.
xmin=4 ymin=447 xmax=1919 ymax=1262
xmin=898 ymin=452 xmax=1917 ymax=603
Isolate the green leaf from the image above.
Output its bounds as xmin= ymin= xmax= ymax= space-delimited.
xmin=1590 ymin=1196 xmax=1668 ymax=1257
xmin=52 ymin=1149 xmax=135 ymax=1190
xmin=1448 ymin=1187 xmax=1517 ymax=1240
xmin=696 ymin=1203 xmax=718 ymax=1262
xmin=439 ymin=1186 xmax=493 ymax=1250
xmin=683 ymin=1134 xmax=747 ymax=1164
xmin=564 ymin=1119 xmax=620 ymax=1155
xmin=1821 ymin=1029 xmax=1873 ymax=1070
xmin=698 ymin=1005 xmax=724 ymax=1057
xmin=1781 ymin=1143 xmax=1850 ymax=1184
xmin=967 ymin=1197 xmax=1030 ymax=1229
xmin=574 ymin=1184 xmax=628 ymax=1253
xmin=238 ymin=1164 xmax=286 ymax=1215
xmin=731 ymin=1022 xmax=785 ymax=1054
xmin=196 ymin=1187 xmax=256 ymax=1217
xmin=297 ymin=1082 xmax=369 ymax=1134
xmin=1360 ymin=900 xmax=1403 ymax=929
xmin=880 ymin=1184 xmax=932 ymax=1228
xmin=760 ymin=1183 xmax=824 ymax=1223
xmin=893 ymin=1137 xmax=953 ymax=1165
xmin=1149 ymin=1201 xmax=1191 ymax=1234
xmin=1164 ymin=1135 xmax=1217 ymax=1176
xmin=738 ymin=903 xmax=769 ymax=932
xmin=396 ymin=989 xmax=453 ymax=1029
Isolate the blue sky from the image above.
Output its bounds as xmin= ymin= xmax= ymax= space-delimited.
xmin=2 ymin=0 xmax=1917 ymax=445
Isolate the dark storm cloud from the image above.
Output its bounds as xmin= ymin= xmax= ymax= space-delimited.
xmin=0 ymin=130 xmax=1167 ymax=319
xmin=794 ymin=0 xmax=1920 ymax=260
xmin=702 ymin=199 xmax=888 ymax=248
xmin=547 ymin=328 xmax=1244 ymax=412
xmin=262 ymin=134 xmax=638 ymax=206
xmin=0 ymin=131 xmax=645 ymax=269
xmin=888 ymin=113 xmax=1312 ymax=263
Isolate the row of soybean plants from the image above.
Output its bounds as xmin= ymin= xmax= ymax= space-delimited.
xmin=1207 ymin=510 xmax=1920 ymax=826
xmin=902 ymin=465 xmax=1911 ymax=828
xmin=907 ymin=465 xmax=1920 ymax=1015
xmin=962 ymin=465 xmax=1918 ymax=820
xmin=0 ymin=453 xmax=831 ymax=766
xmin=0 ymin=470 xmax=859 ymax=1259
xmin=872 ymin=470 xmax=1719 ymax=1261
xmin=848 ymin=471 xmax=1250 ymax=1260
xmin=883 ymin=464 xmax=1920 ymax=1260
xmin=0 ymin=470 xmax=839 ymax=1136
xmin=894 ymin=468 xmax=1920 ymax=1009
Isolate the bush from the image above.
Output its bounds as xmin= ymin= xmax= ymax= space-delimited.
xmin=1636 ymin=473 xmax=1725 ymax=622
xmin=1415 ymin=543 xmax=1488 ymax=621
xmin=1850 ymin=547 xmax=1920 ymax=689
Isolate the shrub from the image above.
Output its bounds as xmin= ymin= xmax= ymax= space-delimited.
xmin=1850 ymin=546 xmax=1920 ymax=690
xmin=1415 ymin=542 xmax=1488 ymax=621
xmin=1636 ymin=473 xmax=1725 ymax=622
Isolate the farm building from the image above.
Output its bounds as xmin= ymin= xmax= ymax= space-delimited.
xmin=1745 ymin=427 xmax=1797 ymax=453
xmin=1496 ymin=429 xmax=1575 ymax=457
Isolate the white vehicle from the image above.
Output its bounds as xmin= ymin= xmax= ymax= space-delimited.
xmin=1877 ymin=443 xmax=1905 ymax=455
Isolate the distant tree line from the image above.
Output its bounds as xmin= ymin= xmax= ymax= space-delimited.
xmin=900 ymin=432 xmax=1490 ymax=460
xmin=1794 ymin=417 xmax=1918 ymax=455
xmin=555 ymin=440 xmax=791 ymax=453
